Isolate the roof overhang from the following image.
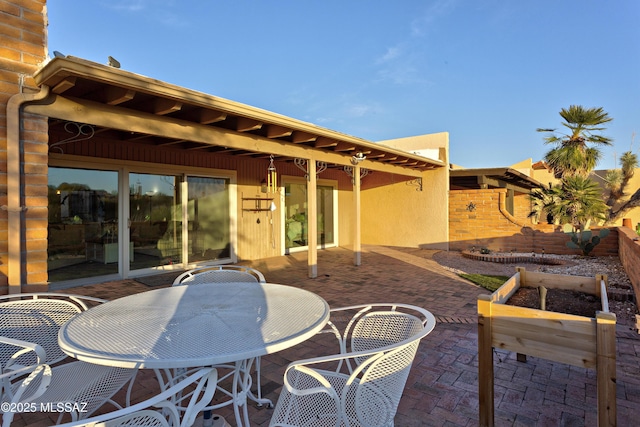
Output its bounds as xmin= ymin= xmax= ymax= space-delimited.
xmin=449 ymin=167 xmax=543 ymax=192
xmin=31 ymin=56 xmax=445 ymax=177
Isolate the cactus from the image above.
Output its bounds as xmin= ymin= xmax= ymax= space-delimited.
xmin=566 ymin=228 xmax=610 ymax=255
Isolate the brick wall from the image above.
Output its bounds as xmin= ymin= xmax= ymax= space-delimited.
xmin=0 ymin=0 xmax=48 ymax=290
xmin=618 ymin=226 xmax=640 ymax=311
xmin=449 ymin=188 xmax=618 ymax=256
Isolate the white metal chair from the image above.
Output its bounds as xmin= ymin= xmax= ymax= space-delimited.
xmin=0 ymin=293 xmax=136 ymax=425
xmin=0 ymin=292 xmax=107 ymax=368
xmin=172 ymin=264 xmax=266 ymax=285
xmin=0 ymin=337 xmax=136 ymax=427
xmin=269 ymin=303 xmax=437 ymax=427
xmin=55 ymin=367 xmax=218 ymax=427
xmin=172 ymin=265 xmax=269 ymax=408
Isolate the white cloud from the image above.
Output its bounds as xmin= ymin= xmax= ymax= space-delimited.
xmin=345 ymin=104 xmax=375 ymax=118
xmin=376 ymin=46 xmax=402 ymax=64
xmin=410 ymin=0 xmax=458 ymax=37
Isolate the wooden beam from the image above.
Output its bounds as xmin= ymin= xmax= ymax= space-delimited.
xmin=364 ymin=152 xmax=386 ymax=159
xmin=292 ymin=131 xmax=317 ymax=143
xmin=153 ymin=99 xmax=182 ymax=115
xmin=391 ymin=159 xmax=409 ymax=164
xmin=27 ymin=95 xmax=423 ymax=177
xmin=198 ymin=109 xmax=227 ymax=124
xmin=266 ymin=125 xmax=293 ymax=139
xmin=333 ymin=141 xmax=356 ymax=152
xmin=104 ymin=87 xmax=135 ymax=105
xmin=51 ymin=77 xmax=76 ymax=94
xmin=478 ymin=176 xmax=530 ymax=193
xmin=314 ymin=137 xmax=337 ymax=148
xmin=236 ymin=117 xmax=262 ymax=132
xmin=157 ymin=139 xmax=187 ymax=147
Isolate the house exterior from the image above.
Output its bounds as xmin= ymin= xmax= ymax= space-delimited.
xmin=1 ymin=1 xmax=449 ymax=294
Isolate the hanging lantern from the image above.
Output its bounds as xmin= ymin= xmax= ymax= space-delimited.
xmin=267 ymin=154 xmax=278 ymax=194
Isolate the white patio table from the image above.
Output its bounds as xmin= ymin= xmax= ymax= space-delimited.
xmin=58 ymin=282 xmax=330 ymax=426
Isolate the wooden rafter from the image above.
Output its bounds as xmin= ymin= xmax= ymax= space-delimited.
xmin=266 ymin=125 xmax=293 ymax=139
xmin=332 ymin=142 xmax=356 ymax=152
xmin=198 ymin=110 xmax=227 ymax=124
xmin=314 ymin=137 xmax=337 ymax=148
xmin=51 ymin=77 xmax=76 ymax=94
xmin=292 ymin=131 xmax=317 ymax=143
xmin=236 ymin=117 xmax=262 ymax=132
xmin=153 ymin=99 xmax=182 ymax=115
xmin=104 ymin=87 xmax=135 ymax=105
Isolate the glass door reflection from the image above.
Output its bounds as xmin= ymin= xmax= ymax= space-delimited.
xmin=48 ymin=167 xmax=119 ymax=282
xmin=129 ymin=173 xmax=182 ymax=270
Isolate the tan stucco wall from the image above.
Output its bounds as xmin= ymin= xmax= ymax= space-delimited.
xmin=361 ymin=133 xmax=449 ymax=249
xmin=378 ymin=132 xmax=448 ymax=164
xmin=337 ymin=186 xmax=354 ymax=247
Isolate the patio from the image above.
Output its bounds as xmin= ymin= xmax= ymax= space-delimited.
xmin=11 ymin=245 xmax=640 ymax=426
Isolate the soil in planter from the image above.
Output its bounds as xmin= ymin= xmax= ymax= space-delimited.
xmin=506 ymin=287 xmax=601 ymax=318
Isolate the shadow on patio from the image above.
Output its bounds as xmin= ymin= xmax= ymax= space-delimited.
xmin=14 ymin=245 xmax=640 ymax=426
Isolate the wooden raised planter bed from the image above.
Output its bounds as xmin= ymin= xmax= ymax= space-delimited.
xmin=477 ymin=267 xmax=617 ymax=427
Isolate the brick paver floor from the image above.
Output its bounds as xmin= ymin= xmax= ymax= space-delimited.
xmin=10 ymin=245 xmax=640 ymax=426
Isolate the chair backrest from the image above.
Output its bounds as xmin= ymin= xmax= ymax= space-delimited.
xmin=329 ymin=304 xmax=435 ymax=426
xmin=350 ymin=316 xmax=425 ymax=426
xmin=172 ymin=265 xmax=266 ymax=285
xmin=56 ymin=367 xmax=218 ymax=427
xmin=0 ymin=293 xmax=106 ymax=366
xmin=351 ymin=310 xmax=425 ymax=367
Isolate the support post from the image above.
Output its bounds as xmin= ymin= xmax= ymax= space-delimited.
xmin=307 ymin=160 xmax=317 ymax=278
xmin=596 ymin=312 xmax=617 ymax=427
xmin=478 ymin=294 xmax=494 ymax=427
xmin=353 ymin=164 xmax=361 ymax=266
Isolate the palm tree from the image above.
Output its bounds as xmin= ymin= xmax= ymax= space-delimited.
xmin=530 ymin=176 xmax=609 ymax=230
xmin=549 ymin=176 xmax=609 ymax=231
xmin=537 ymin=105 xmax=613 ymax=178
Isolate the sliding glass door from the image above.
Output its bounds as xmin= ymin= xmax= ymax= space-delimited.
xmin=187 ymin=176 xmax=231 ymax=262
xmin=129 ymin=173 xmax=182 ymax=270
xmin=48 ymin=166 xmax=233 ymax=285
xmin=284 ymin=181 xmax=335 ymax=252
xmin=48 ymin=167 xmax=119 ymax=282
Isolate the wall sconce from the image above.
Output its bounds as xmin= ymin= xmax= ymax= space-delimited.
xmin=466 ymin=202 xmax=476 ymax=212
xmin=351 ymin=152 xmax=366 ymax=165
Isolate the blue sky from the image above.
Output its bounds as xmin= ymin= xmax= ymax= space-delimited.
xmin=47 ymin=0 xmax=640 ymax=170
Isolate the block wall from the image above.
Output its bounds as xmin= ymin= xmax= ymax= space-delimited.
xmin=618 ymin=226 xmax=640 ymax=311
xmin=0 ymin=0 xmax=48 ymax=291
xmin=449 ymin=188 xmax=618 ymax=256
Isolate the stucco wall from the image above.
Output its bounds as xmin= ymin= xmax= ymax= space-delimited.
xmin=361 ymin=166 xmax=448 ymax=249
xmin=363 ymin=132 xmax=448 ymax=249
